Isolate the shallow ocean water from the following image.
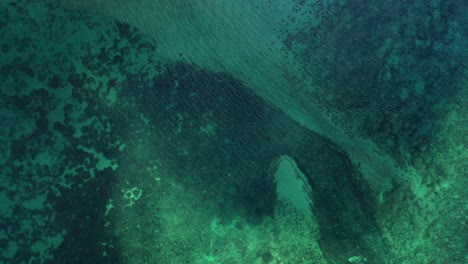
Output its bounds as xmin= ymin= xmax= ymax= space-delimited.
xmin=0 ymin=0 xmax=466 ymax=263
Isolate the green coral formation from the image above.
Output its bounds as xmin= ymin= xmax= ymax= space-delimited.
xmin=281 ymin=0 xmax=467 ymax=262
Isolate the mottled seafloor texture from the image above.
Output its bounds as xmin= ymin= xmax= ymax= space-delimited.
xmin=0 ymin=0 xmax=467 ymax=264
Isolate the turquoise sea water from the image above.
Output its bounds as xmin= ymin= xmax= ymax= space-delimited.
xmin=0 ymin=0 xmax=466 ymax=263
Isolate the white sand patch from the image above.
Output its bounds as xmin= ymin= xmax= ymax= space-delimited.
xmin=270 ymin=155 xmax=314 ymax=218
